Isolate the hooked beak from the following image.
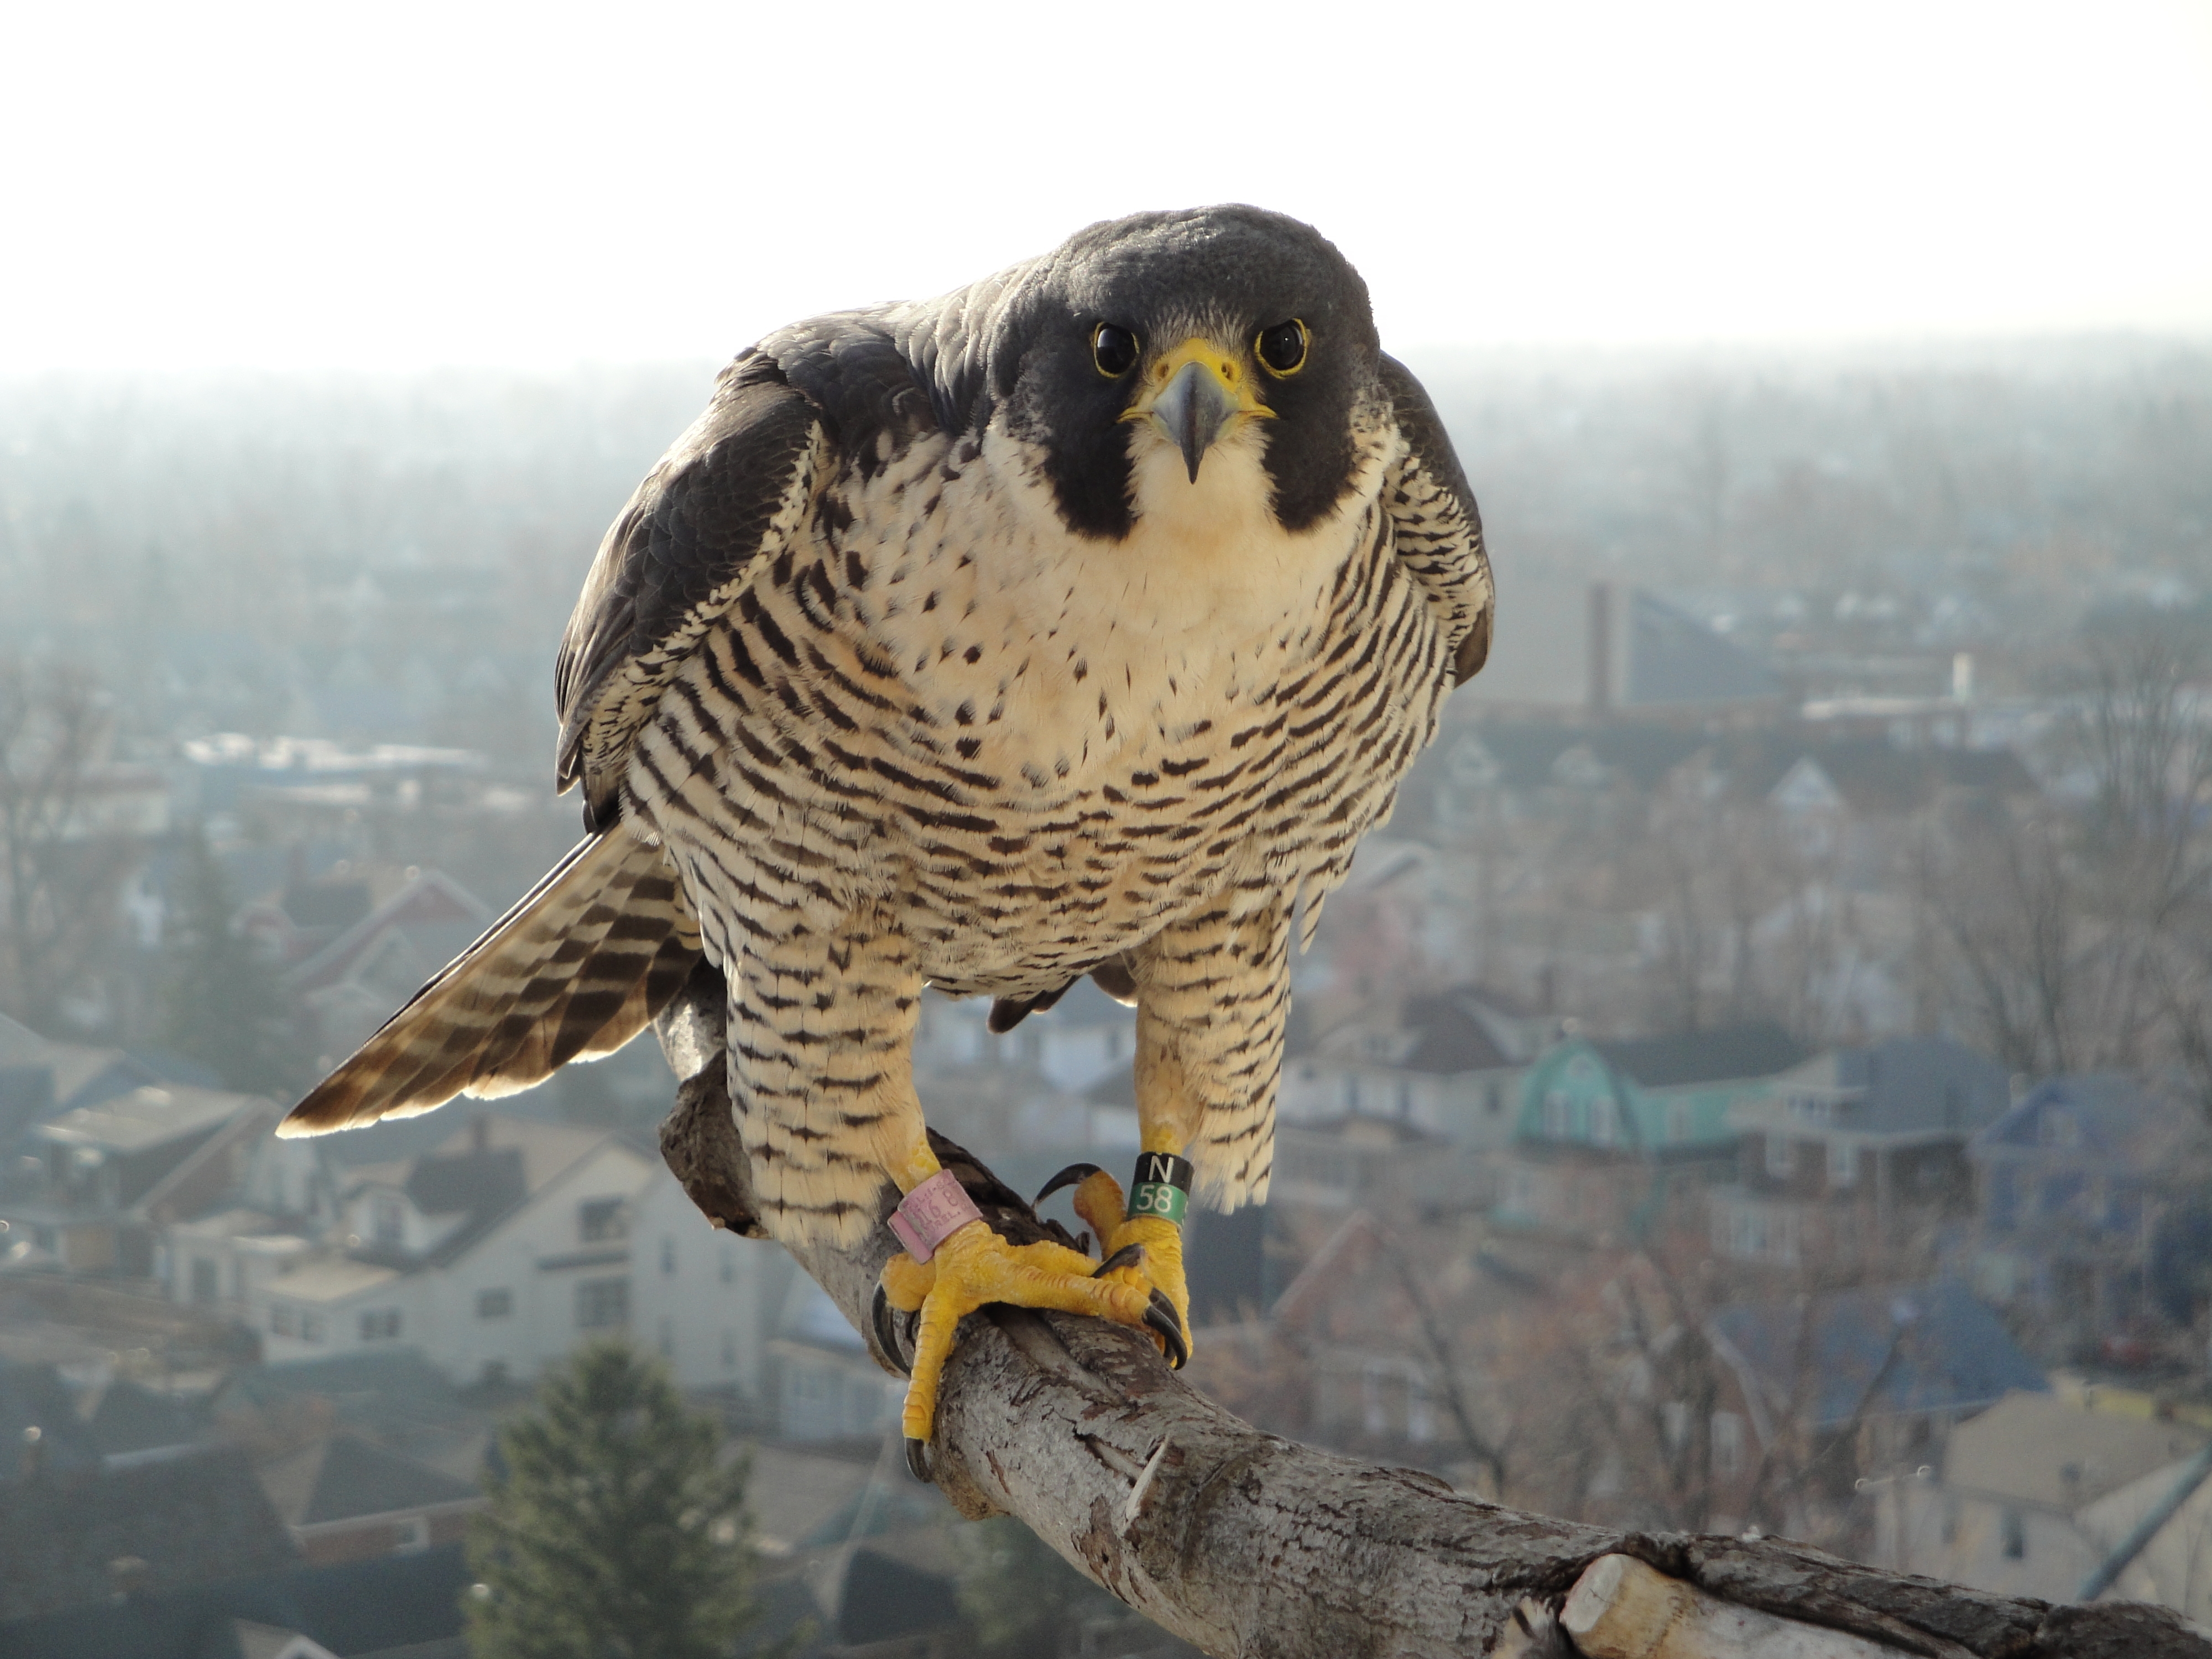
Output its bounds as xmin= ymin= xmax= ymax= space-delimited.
xmin=1121 ymin=338 xmax=1272 ymax=483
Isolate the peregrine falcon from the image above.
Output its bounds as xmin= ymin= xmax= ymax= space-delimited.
xmin=281 ymin=205 xmax=1493 ymax=1473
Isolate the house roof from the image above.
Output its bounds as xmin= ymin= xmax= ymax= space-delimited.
xmin=0 ymin=1447 xmax=299 ymax=1623
xmin=86 ymin=1378 xmax=204 ymax=1459
xmin=0 ymin=1540 xmax=471 ymax=1659
xmin=1724 ymin=731 xmax=2039 ymax=817
xmin=1457 ymin=719 xmax=1712 ymax=794
xmin=1944 ymin=1390 xmax=2208 ymax=1511
xmin=1973 ymin=1074 xmax=2212 ymax=1176
xmin=231 ymin=1622 xmax=339 ymax=1659
xmin=1711 ymin=1281 xmax=2046 ymax=1431
xmin=1399 ymin=988 xmax=1516 ymax=1074
xmin=1593 ymin=1024 xmax=1808 ymax=1090
xmin=289 ymin=872 xmax=492 ymax=993
xmin=34 ymin=1084 xmax=260 ymax=1156
xmin=0 ymin=1360 xmax=103 ymax=1481
xmin=216 ymin=1349 xmax=458 ymax=1416
xmin=342 ymin=1117 xmax=630 ymax=1270
xmin=255 ymin=1434 xmax=478 ymax=1527
xmin=262 ymin=1258 xmax=404 ymax=1306
xmin=1751 ymin=1037 xmax=2010 ymax=1136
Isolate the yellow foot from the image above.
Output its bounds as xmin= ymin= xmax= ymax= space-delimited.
xmin=873 ymin=1214 xmax=1185 ymax=1480
xmin=1035 ymin=1164 xmax=1193 ymax=1371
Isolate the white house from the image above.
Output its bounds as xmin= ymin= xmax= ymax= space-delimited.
xmin=629 ymin=1166 xmax=795 ymax=1400
xmin=248 ymin=1115 xmax=658 ymax=1383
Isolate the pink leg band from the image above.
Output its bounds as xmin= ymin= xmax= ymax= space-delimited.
xmin=888 ymin=1169 xmax=982 ymax=1264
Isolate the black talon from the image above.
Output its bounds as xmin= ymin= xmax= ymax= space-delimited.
xmin=872 ymin=1284 xmax=912 ymax=1376
xmin=1144 ymin=1292 xmax=1190 ymax=1370
xmin=1036 ymin=1162 xmax=1104 ymax=1205
xmin=1094 ymin=1243 xmax=1146 ymax=1278
xmin=905 ymin=1437 xmax=933 ymax=1484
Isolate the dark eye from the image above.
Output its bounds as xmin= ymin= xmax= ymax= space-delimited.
xmin=1256 ymin=319 xmax=1308 ymax=376
xmin=1092 ymin=322 xmax=1139 ymax=377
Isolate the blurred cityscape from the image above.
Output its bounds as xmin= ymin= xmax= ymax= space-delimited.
xmin=2 ymin=339 xmax=2211 ymax=1653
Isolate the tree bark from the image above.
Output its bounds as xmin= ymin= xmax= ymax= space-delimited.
xmin=653 ymin=967 xmax=2210 ymax=1658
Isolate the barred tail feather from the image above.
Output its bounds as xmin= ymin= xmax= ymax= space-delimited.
xmin=278 ymin=832 xmax=701 ymax=1137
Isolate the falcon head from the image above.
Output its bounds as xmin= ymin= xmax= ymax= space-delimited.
xmin=988 ymin=206 xmax=1384 ymax=541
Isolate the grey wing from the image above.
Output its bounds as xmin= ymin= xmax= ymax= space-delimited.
xmin=1379 ymin=353 xmax=1494 ymax=686
xmin=555 ymin=350 xmax=835 ymax=826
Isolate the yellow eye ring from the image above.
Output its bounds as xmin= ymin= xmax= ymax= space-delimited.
xmin=1255 ymin=319 xmax=1308 ymax=377
xmin=1093 ymin=322 xmax=1140 ymax=378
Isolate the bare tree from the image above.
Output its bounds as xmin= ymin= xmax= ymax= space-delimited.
xmin=0 ymin=658 xmax=135 ymax=1034
xmin=1936 ymin=615 xmax=2212 ymax=1102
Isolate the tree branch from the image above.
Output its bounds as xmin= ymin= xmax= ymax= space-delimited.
xmin=651 ymin=966 xmax=2208 ymax=1657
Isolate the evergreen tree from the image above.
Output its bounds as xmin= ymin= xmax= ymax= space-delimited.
xmin=159 ymin=826 xmax=310 ymax=1095
xmin=467 ymin=1340 xmax=765 ymax=1659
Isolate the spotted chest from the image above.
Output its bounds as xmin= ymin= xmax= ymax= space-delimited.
xmin=625 ymin=413 xmax=1451 ymax=997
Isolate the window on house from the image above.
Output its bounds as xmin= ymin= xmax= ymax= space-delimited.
xmin=477 ymin=1288 xmax=513 ymax=1319
xmin=1712 ymin=1411 xmax=1745 ymax=1475
xmin=1407 ymin=1378 xmax=1435 ymax=1444
xmin=360 ymin=1308 xmax=402 ymax=1341
xmin=372 ymin=1196 xmax=405 ymax=1246
xmin=1660 ymin=1401 xmax=1689 ymax=1452
xmin=271 ymin=1305 xmax=298 ymax=1337
xmin=393 ymin=1515 xmax=431 ymax=1554
xmin=1667 ymin=1100 xmax=1691 ymax=1143
xmin=576 ymin=1277 xmax=629 ymax=1330
xmin=2001 ymin=1508 xmax=2026 ymax=1560
xmin=1765 ymin=1134 xmax=1795 ymax=1181
xmin=580 ymin=1199 xmax=627 ymax=1243
xmin=1542 ymin=1091 xmax=1569 ymax=1138
xmin=190 ymin=1257 xmax=220 ymax=1304
xmin=301 ymin=1314 xmax=327 ymax=1343
xmin=660 ymin=1237 xmax=676 ymax=1276
xmin=1829 ymin=1141 xmax=1858 ymax=1188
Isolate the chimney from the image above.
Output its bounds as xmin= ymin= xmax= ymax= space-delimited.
xmin=471 ymin=1116 xmax=490 ymax=1153
xmin=1587 ymin=583 xmax=1613 ymax=714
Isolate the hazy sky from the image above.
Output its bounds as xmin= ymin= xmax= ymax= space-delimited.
xmin=4 ymin=0 xmax=2209 ymax=371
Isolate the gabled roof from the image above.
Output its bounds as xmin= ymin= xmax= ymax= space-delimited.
xmin=1974 ymin=1074 xmax=2212 ymax=1172
xmin=1625 ymin=590 xmax=1782 ymax=706
xmin=1944 ymin=1390 xmax=2208 ymax=1511
xmin=1399 ymin=988 xmax=1516 ymax=1074
xmin=0 ymin=1540 xmax=471 ymax=1659
xmin=255 ymin=1434 xmax=479 ymax=1527
xmin=34 ymin=1084 xmax=259 ymax=1157
xmin=1711 ymin=1281 xmax=2046 ymax=1431
xmin=0 ymin=1360 xmax=103 ymax=1480
xmin=342 ymin=1117 xmax=625 ymax=1269
xmin=1594 ymin=1024 xmax=1807 ymax=1090
xmin=215 ymin=1349 xmax=459 ymax=1416
xmin=231 ymin=1623 xmax=340 ymax=1659
xmin=86 ymin=1378 xmax=203 ymax=1459
xmin=0 ymin=1447 xmax=298 ymax=1621
xmin=289 ymin=872 xmax=492 ymax=994
xmin=1756 ymin=1037 xmax=2009 ymax=1136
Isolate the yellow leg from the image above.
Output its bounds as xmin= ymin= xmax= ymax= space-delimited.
xmin=1093 ymin=1125 xmax=1193 ymax=1364
xmin=877 ymin=1136 xmax=1183 ymax=1469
